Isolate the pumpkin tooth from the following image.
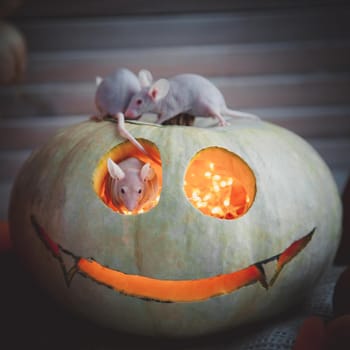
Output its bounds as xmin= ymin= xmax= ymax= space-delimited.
xmin=255 ymin=229 xmax=316 ymax=289
xmin=256 ymin=258 xmax=279 ymax=288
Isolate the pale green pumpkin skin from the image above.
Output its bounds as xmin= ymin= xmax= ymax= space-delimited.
xmin=9 ymin=119 xmax=341 ymax=337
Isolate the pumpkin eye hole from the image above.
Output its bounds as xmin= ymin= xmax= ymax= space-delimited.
xmin=93 ymin=139 xmax=162 ymax=215
xmin=184 ymin=147 xmax=256 ymax=220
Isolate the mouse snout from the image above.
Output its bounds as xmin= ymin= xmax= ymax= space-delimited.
xmin=125 ymin=109 xmax=137 ymax=119
xmin=124 ymin=196 xmax=139 ymax=212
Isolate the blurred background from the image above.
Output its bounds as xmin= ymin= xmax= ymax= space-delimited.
xmin=0 ymin=0 xmax=350 ymax=220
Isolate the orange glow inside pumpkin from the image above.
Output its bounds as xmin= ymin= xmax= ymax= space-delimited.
xmin=93 ymin=139 xmax=162 ymax=214
xmin=74 ymin=229 xmax=314 ymax=302
xmin=94 ymin=143 xmax=255 ymax=218
xmin=77 ymin=258 xmax=263 ymax=302
xmin=184 ymin=147 xmax=256 ymax=219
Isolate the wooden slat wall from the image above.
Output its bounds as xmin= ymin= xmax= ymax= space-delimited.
xmin=12 ymin=0 xmax=349 ymax=17
xmin=1 ymin=3 xmax=350 ymax=220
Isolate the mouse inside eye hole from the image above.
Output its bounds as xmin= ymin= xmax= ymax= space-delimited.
xmin=106 ymin=157 xmax=158 ymax=213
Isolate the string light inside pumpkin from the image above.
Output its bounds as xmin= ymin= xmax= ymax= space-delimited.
xmin=184 ymin=147 xmax=256 ymax=220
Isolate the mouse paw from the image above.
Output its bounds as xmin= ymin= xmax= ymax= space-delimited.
xmin=219 ymin=120 xmax=230 ymax=127
xmin=90 ymin=115 xmax=104 ymax=122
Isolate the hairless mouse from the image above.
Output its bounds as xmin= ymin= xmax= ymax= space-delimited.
xmin=94 ymin=68 xmax=140 ymax=120
xmin=106 ymin=157 xmax=158 ymax=213
xmin=93 ymin=68 xmax=147 ymax=154
xmin=125 ymin=69 xmax=259 ymax=126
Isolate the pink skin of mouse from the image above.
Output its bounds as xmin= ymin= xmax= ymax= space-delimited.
xmin=95 ymin=68 xmax=141 ymax=120
xmin=93 ymin=68 xmax=147 ymax=154
xmin=106 ymin=157 xmax=158 ymax=213
xmin=124 ymin=69 xmax=260 ymax=126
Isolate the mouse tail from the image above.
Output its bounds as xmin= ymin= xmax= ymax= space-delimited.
xmin=223 ymin=107 xmax=260 ymax=120
xmin=116 ymin=113 xmax=148 ymax=155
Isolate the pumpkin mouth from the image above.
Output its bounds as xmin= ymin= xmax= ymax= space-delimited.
xmin=30 ymin=216 xmax=315 ymax=303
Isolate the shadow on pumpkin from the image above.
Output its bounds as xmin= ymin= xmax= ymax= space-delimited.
xmin=0 ymin=249 xmax=307 ymax=348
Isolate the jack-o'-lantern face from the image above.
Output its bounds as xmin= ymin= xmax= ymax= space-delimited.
xmin=9 ymin=119 xmax=341 ymax=337
xmin=28 ymin=138 xmax=314 ymax=302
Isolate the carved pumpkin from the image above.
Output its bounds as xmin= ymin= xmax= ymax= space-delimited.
xmin=8 ymin=119 xmax=341 ymax=337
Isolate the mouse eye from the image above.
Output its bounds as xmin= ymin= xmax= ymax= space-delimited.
xmin=136 ymin=99 xmax=143 ymax=106
xmin=121 ymin=188 xmax=126 ymax=194
xmin=138 ymin=188 xmax=142 ymax=194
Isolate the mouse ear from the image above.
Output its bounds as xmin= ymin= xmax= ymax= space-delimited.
xmin=107 ymin=158 xmax=125 ymax=180
xmin=138 ymin=69 xmax=153 ymax=87
xmin=95 ymin=76 xmax=103 ymax=86
xmin=140 ymin=163 xmax=155 ymax=182
xmin=148 ymin=79 xmax=169 ymax=102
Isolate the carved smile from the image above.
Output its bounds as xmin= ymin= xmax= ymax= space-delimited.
xmin=30 ymin=216 xmax=315 ymax=303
